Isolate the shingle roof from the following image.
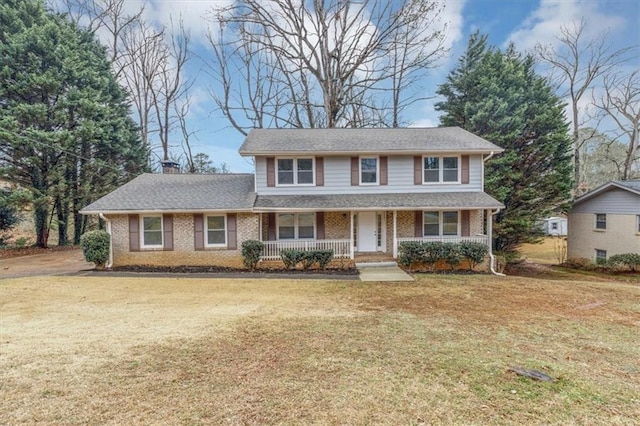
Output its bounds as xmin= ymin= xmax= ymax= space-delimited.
xmin=573 ymin=180 xmax=640 ymax=206
xmin=80 ymin=173 xmax=256 ymax=213
xmin=253 ymin=192 xmax=504 ymax=211
xmin=239 ymin=127 xmax=504 ymax=155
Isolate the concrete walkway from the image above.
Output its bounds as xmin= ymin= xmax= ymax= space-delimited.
xmin=356 ymin=261 xmax=414 ymax=282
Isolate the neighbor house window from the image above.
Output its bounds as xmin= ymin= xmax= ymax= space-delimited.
xmin=595 ymin=213 xmax=607 ymax=230
xmin=423 ymin=156 xmax=459 ymax=183
xmin=360 ymin=157 xmax=378 ymax=184
xmin=277 ymin=158 xmax=314 ymax=185
xmin=595 ymin=249 xmax=607 ymax=264
xmin=637 ymin=215 xmax=640 ymax=233
xmin=278 ymin=213 xmax=315 ymax=239
xmin=423 ymin=211 xmax=459 ymax=236
xmin=206 ymin=215 xmax=226 ymax=246
xmin=141 ymin=215 xmax=163 ymax=247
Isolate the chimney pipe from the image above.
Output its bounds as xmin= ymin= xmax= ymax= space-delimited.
xmin=161 ymin=160 xmax=180 ymax=174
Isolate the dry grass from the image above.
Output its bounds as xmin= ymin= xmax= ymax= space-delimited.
xmin=519 ymin=237 xmax=567 ymax=265
xmin=1 ymin=273 xmax=639 ymax=425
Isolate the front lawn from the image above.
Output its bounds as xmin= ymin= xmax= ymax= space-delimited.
xmin=1 ymin=273 xmax=638 ymax=424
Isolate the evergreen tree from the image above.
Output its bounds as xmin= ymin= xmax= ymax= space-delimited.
xmin=436 ymin=32 xmax=573 ymax=253
xmin=0 ymin=0 xmax=147 ymax=246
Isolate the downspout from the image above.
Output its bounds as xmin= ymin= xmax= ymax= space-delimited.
xmin=488 ymin=208 xmax=505 ymax=276
xmin=99 ymin=213 xmax=113 ymax=269
xmin=483 ymin=151 xmax=496 ymax=162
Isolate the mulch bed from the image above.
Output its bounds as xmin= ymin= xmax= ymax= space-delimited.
xmin=107 ymin=265 xmax=359 ymax=275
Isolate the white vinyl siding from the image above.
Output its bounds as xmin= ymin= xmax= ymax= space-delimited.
xmin=255 ymin=155 xmax=484 ymax=194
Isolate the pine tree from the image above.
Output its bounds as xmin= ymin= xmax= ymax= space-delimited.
xmin=0 ymin=0 xmax=147 ymax=246
xmin=436 ymin=32 xmax=573 ymax=253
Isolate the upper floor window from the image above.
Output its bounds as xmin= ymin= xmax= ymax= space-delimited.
xmin=595 ymin=213 xmax=606 ymax=230
xmin=277 ymin=158 xmax=314 ymax=185
xmin=360 ymin=157 xmax=378 ymax=184
xmin=424 ymin=211 xmax=459 ymax=236
xmin=206 ymin=215 xmax=226 ymax=246
xmin=141 ymin=215 xmax=163 ymax=247
xmin=423 ymin=156 xmax=459 ymax=183
xmin=278 ymin=213 xmax=315 ymax=239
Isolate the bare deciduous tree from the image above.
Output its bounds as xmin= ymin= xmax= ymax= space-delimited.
xmin=206 ymin=0 xmax=447 ymax=134
xmin=593 ymin=70 xmax=640 ymax=180
xmin=535 ymin=18 xmax=636 ymax=193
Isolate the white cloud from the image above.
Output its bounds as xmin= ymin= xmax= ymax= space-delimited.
xmin=507 ymin=0 xmax=626 ymax=52
xmin=440 ymin=0 xmax=465 ymax=52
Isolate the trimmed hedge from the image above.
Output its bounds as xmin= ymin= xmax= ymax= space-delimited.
xmin=280 ymin=249 xmax=334 ymax=270
xmin=398 ymin=241 xmax=489 ymax=272
xmin=80 ymin=230 xmax=110 ymax=268
xmin=607 ymin=253 xmax=640 ymax=272
xmin=241 ymin=240 xmax=264 ymax=270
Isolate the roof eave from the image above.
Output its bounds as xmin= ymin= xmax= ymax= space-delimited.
xmin=573 ymin=181 xmax=640 ymax=206
xmin=80 ymin=208 xmax=255 ymax=215
xmin=240 ymin=148 xmax=504 ymax=157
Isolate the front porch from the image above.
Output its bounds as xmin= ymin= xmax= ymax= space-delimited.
xmin=258 ymin=210 xmax=493 ymax=261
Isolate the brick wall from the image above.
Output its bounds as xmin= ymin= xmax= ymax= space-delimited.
xmin=107 ymin=213 xmax=258 ymax=267
xmin=324 ymin=211 xmax=350 ymax=239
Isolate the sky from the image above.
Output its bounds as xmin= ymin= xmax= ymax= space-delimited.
xmin=59 ymin=0 xmax=640 ymax=173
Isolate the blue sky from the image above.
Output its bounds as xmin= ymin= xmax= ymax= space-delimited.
xmin=72 ymin=0 xmax=640 ymax=173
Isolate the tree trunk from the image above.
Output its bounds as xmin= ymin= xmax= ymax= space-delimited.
xmin=34 ymin=201 xmax=49 ymax=248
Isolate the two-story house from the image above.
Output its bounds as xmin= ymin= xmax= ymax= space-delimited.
xmin=80 ymin=127 xmax=504 ymax=270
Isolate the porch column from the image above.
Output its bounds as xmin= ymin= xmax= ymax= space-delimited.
xmin=393 ymin=210 xmax=398 ymax=258
xmin=258 ymin=213 xmax=263 ymax=241
xmin=486 ymin=209 xmax=492 ymax=253
xmin=349 ymin=211 xmax=354 ymax=259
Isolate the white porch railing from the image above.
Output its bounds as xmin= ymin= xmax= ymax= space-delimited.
xmin=261 ymin=239 xmax=352 ymax=261
xmin=396 ymin=235 xmax=489 ymax=246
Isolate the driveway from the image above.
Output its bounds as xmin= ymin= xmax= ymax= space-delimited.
xmin=0 ymin=249 xmax=94 ymax=279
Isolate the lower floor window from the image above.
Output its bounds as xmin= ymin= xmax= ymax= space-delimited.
xmin=278 ymin=213 xmax=315 ymax=239
xmin=595 ymin=249 xmax=607 ymax=264
xmin=424 ymin=211 xmax=459 ymax=236
xmin=142 ymin=215 xmax=163 ymax=247
xmin=206 ymin=215 xmax=226 ymax=246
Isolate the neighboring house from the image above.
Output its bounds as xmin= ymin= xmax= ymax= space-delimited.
xmin=567 ymin=180 xmax=640 ymax=262
xmin=541 ymin=216 xmax=568 ymax=236
xmin=81 ymin=127 xmax=505 ymax=270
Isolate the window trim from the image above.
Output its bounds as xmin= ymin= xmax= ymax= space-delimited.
xmin=277 ymin=212 xmax=316 ymax=240
xmin=595 ymin=249 xmax=607 ymax=263
xmin=595 ymin=213 xmax=607 ymax=230
xmin=275 ymin=157 xmax=315 ymax=186
xmin=422 ymin=155 xmax=461 ymax=184
xmin=636 ymin=215 xmax=640 ymax=233
xmin=205 ymin=214 xmax=227 ymax=247
xmin=140 ymin=214 xmax=163 ymax=248
xmin=359 ymin=156 xmax=379 ymax=185
xmin=423 ymin=210 xmax=461 ymax=237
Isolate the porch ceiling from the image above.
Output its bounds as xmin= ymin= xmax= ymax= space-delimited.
xmin=253 ymin=192 xmax=504 ymax=212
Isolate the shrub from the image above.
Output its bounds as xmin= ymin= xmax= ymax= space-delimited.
xmin=422 ymin=242 xmax=446 ymax=271
xmin=281 ymin=249 xmax=305 ymax=269
xmin=440 ymin=243 xmax=462 ymax=270
xmin=564 ymin=257 xmax=594 ymax=270
xmin=608 ymin=253 xmax=640 ymax=272
xmin=459 ymin=241 xmax=489 ymax=271
xmin=281 ymin=249 xmax=334 ymax=270
xmin=397 ymin=241 xmax=425 ymax=269
xmin=80 ymin=230 xmax=110 ymax=269
xmin=241 ymin=240 xmax=264 ymax=270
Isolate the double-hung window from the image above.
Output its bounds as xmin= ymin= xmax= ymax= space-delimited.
xmin=423 ymin=156 xmax=459 ymax=183
xmin=360 ymin=157 xmax=378 ymax=184
xmin=423 ymin=211 xmax=459 ymax=236
xmin=206 ymin=215 xmax=226 ymax=246
xmin=278 ymin=213 xmax=315 ymax=239
xmin=595 ymin=249 xmax=607 ymax=264
xmin=637 ymin=215 xmax=640 ymax=233
xmin=595 ymin=213 xmax=606 ymax=230
xmin=277 ymin=158 xmax=314 ymax=185
xmin=141 ymin=215 xmax=163 ymax=247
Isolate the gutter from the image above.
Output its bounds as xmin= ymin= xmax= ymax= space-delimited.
xmin=483 ymin=151 xmax=495 ymax=162
xmin=488 ymin=208 xmax=505 ymax=276
xmin=99 ymin=213 xmax=113 ymax=269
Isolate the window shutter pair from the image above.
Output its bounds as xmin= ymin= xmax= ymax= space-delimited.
xmin=413 ymin=155 xmax=470 ymax=184
xmin=351 ymin=156 xmax=387 ymax=185
xmin=193 ymin=214 xmax=237 ymax=250
xmin=413 ymin=210 xmax=471 ymax=237
xmin=128 ymin=214 xmax=173 ymax=251
xmin=266 ymin=157 xmax=324 ymax=186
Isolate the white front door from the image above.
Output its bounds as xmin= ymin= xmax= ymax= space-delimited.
xmin=357 ymin=212 xmax=377 ymax=252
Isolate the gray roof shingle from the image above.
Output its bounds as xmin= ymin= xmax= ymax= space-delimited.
xmin=80 ymin=173 xmax=256 ymax=213
xmin=239 ymin=127 xmax=503 ymax=155
xmin=253 ymin=192 xmax=504 ymax=211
